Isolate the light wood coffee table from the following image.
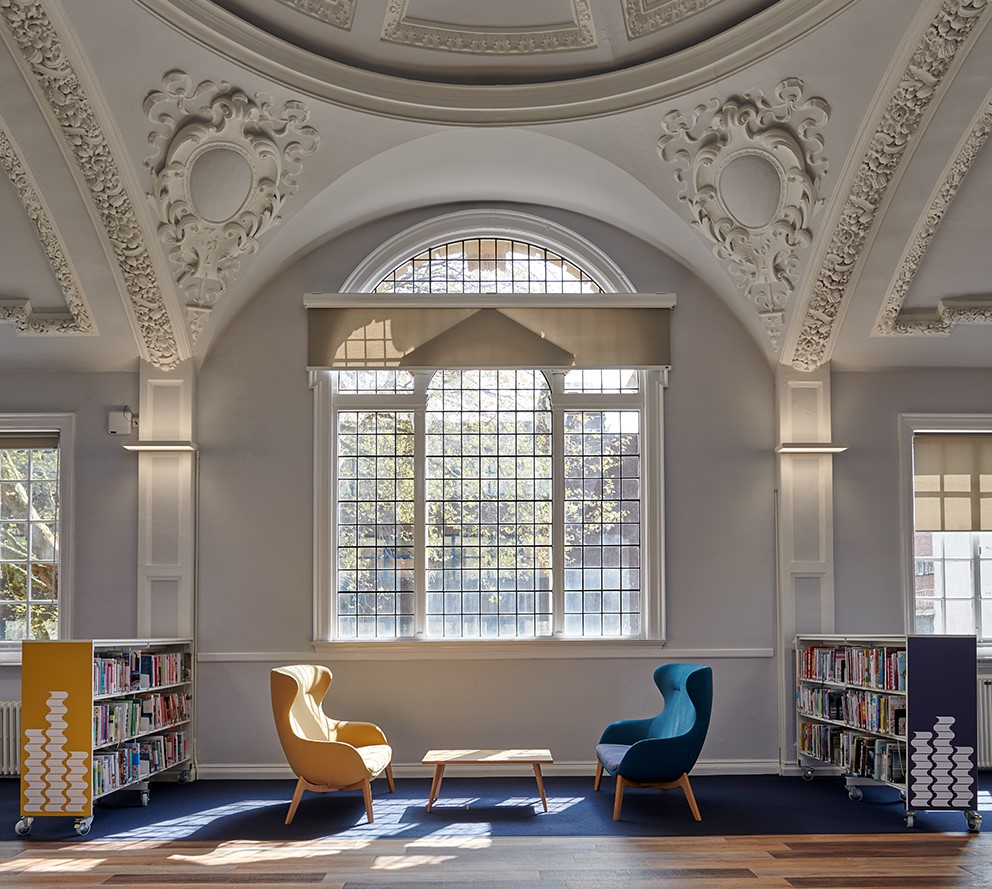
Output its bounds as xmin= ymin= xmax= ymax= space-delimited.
xmin=422 ymin=748 xmax=554 ymax=812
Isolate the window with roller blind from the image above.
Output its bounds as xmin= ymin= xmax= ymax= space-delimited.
xmin=308 ymin=224 xmax=673 ymax=645
xmin=909 ymin=425 xmax=992 ymax=640
xmin=0 ymin=414 xmax=74 ymax=644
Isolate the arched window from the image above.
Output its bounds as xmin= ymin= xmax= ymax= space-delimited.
xmin=312 ymin=214 xmax=670 ymax=645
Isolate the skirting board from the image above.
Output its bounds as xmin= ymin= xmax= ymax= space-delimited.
xmin=195 ymin=759 xmax=781 ymax=780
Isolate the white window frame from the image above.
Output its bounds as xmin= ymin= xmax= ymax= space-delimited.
xmin=0 ymin=413 xmax=74 ymax=663
xmin=310 ymin=212 xmax=669 ymax=657
xmin=899 ymin=412 xmax=992 ymax=656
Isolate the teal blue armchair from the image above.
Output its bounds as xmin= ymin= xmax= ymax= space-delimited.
xmin=594 ymin=663 xmax=713 ymax=821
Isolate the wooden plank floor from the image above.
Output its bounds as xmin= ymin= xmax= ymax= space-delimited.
xmin=0 ymin=833 xmax=989 ymax=889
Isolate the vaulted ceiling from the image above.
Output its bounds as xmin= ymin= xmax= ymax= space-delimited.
xmin=1 ymin=0 xmax=990 ymax=373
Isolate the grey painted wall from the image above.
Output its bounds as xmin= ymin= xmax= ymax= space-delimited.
xmin=832 ymin=368 xmax=992 ymax=635
xmin=17 ymin=218 xmax=992 ymax=776
xmin=0 ymin=372 xmax=139 ymax=698
xmin=192 ymin=206 xmax=781 ymax=773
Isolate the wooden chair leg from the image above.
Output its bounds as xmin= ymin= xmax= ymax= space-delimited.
xmin=679 ymin=773 xmax=701 ymax=821
xmin=285 ymin=776 xmax=307 ymax=825
xmin=362 ymin=778 xmax=374 ymax=824
xmin=612 ymin=775 xmax=626 ymax=821
xmin=594 ymin=761 xmax=603 ymax=792
xmin=385 ymin=763 xmax=396 ymax=793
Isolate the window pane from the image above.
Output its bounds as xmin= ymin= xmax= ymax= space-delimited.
xmin=915 ymin=598 xmax=941 ymax=634
xmin=376 ymin=239 xmax=603 ymax=296
xmin=425 ymin=370 xmax=552 ymax=638
xmin=563 ymin=369 xmax=639 ymax=393
xmin=336 ymin=370 xmax=415 ymax=394
xmin=946 ymin=598 xmax=975 ymax=634
xmin=335 ymin=412 xmax=415 ymax=639
xmin=564 ymin=410 xmax=640 ymax=637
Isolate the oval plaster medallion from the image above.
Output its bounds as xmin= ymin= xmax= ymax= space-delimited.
xmin=187 ymin=146 xmax=254 ymax=223
xmin=719 ymin=152 xmax=782 ymax=229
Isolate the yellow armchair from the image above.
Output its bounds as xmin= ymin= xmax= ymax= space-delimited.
xmin=271 ymin=664 xmax=395 ymax=824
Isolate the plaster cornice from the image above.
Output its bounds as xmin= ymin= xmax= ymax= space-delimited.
xmin=872 ymin=94 xmax=992 ymax=336
xmin=0 ymin=117 xmax=95 ymax=336
xmin=0 ymin=0 xmax=183 ymax=368
xmin=132 ymin=0 xmax=857 ymax=125
xmin=788 ymin=0 xmax=991 ymax=371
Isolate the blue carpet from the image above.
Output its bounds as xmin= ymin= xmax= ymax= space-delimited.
xmin=3 ymin=774 xmax=989 ymax=841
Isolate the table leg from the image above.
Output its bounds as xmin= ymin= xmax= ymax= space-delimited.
xmin=533 ymin=763 xmax=548 ymax=812
xmin=427 ymin=763 xmax=445 ymax=812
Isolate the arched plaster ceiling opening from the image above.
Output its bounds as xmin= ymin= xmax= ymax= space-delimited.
xmin=136 ymin=0 xmax=856 ymax=123
xmin=221 ymin=127 xmax=765 ymax=359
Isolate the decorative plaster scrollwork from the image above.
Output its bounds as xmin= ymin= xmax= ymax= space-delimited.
xmin=658 ymin=78 xmax=829 ymax=347
xmin=277 ymin=0 xmax=354 ymax=29
xmin=145 ymin=71 xmax=319 ymax=341
xmin=382 ymin=0 xmax=596 ymax=54
xmin=790 ymin=0 xmax=990 ymax=370
xmin=0 ymin=118 xmax=94 ymax=335
xmin=873 ymin=97 xmax=992 ymax=337
xmin=623 ymin=0 xmax=721 ymax=39
xmin=0 ymin=0 xmax=180 ymax=367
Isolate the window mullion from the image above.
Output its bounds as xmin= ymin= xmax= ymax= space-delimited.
xmin=552 ymin=401 xmax=565 ymax=637
xmin=974 ymin=532 xmax=984 ymax=642
xmin=414 ymin=403 xmax=427 ymax=639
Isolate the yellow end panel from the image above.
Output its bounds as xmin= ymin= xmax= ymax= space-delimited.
xmin=20 ymin=640 xmax=94 ymax=817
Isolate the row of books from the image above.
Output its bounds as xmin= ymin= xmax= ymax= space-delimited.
xmin=797 ymin=686 xmax=906 ymax=736
xmin=92 ymin=729 xmax=189 ymax=797
xmin=799 ymin=721 xmax=906 ymax=784
xmin=798 ymin=644 xmax=907 ymax=691
xmin=799 ymin=720 xmax=839 ymax=763
xmin=93 ymin=692 xmax=191 ymax=747
xmin=137 ymin=652 xmax=188 ymax=689
xmin=93 ymin=650 xmax=190 ymax=696
xmin=93 ymin=651 xmax=139 ymax=696
xmin=842 ymin=689 xmax=906 ymax=737
xmin=847 ymin=646 xmax=907 ymax=691
xmin=840 ymin=733 xmax=907 ymax=783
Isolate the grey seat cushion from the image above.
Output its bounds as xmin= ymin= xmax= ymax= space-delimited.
xmin=596 ymin=743 xmax=630 ymax=774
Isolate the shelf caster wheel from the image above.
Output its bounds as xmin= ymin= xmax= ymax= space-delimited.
xmin=801 ymin=767 xmax=814 ymax=782
xmin=14 ymin=818 xmax=32 ymax=837
xmin=74 ymin=817 xmax=92 ymax=836
xmin=848 ymin=786 xmax=863 ymax=802
xmin=177 ymin=768 xmax=190 ymax=784
xmin=966 ymin=811 xmax=982 ymax=832
xmin=905 ymin=812 xmax=915 ymax=829
xmin=139 ymin=790 xmax=149 ymax=807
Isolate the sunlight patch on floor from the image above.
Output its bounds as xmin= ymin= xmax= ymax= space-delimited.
xmin=371 ymin=853 xmax=457 ymax=870
xmin=0 ymin=857 xmax=104 ymax=873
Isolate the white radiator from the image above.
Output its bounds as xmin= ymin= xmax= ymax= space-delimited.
xmin=0 ymin=700 xmax=20 ymax=776
xmin=979 ymin=678 xmax=992 ymax=770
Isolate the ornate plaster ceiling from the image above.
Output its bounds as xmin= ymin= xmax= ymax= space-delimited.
xmin=0 ymin=0 xmax=990 ymax=374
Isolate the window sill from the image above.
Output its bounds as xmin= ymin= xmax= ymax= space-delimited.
xmin=307 ymin=638 xmax=773 ymax=661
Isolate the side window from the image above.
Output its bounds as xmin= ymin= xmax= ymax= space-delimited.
xmin=910 ymin=430 xmax=992 ymax=640
xmin=0 ymin=421 xmax=70 ymax=641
